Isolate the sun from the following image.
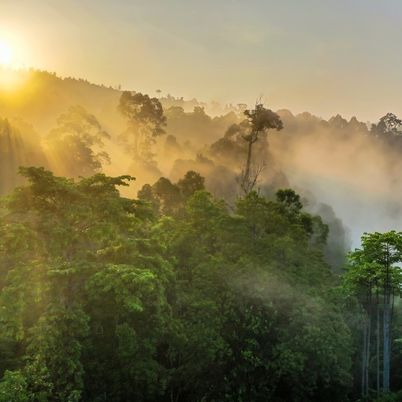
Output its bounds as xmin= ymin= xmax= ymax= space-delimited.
xmin=0 ymin=41 xmax=13 ymax=66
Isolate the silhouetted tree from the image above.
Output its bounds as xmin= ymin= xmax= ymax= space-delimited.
xmin=240 ymin=103 xmax=283 ymax=194
xmin=46 ymin=105 xmax=110 ymax=178
xmin=371 ymin=113 xmax=402 ymax=137
xmin=118 ymin=91 xmax=166 ymax=161
xmin=177 ymin=170 xmax=205 ymax=200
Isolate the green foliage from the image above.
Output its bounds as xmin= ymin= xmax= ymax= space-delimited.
xmin=0 ymin=370 xmax=30 ymax=402
xmin=164 ymin=189 xmax=350 ymax=401
xmin=344 ymin=231 xmax=402 ymax=398
xmin=138 ymin=170 xmax=206 ymax=216
xmin=371 ymin=390 xmax=402 ymax=402
xmin=177 ymin=170 xmax=205 ymax=200
xmin=0 ymin=168 xmax=355 ymax=401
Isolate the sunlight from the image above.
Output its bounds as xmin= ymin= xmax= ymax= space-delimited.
xmin=0 ymin=67 xmax=31 ymax=96
xmin=0 ymin=41 xmax=13 ymax=66
xmin=0 ymin=68 xmax=22 ymax=93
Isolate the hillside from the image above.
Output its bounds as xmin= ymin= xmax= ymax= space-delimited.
xmin=1 ymin=68 xmax=402 ymax=263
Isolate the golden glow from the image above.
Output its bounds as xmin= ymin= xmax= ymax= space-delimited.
xmin=0 ymin=39 xmax=26 ymax=93
xmin=0 ymin=68 xmax=30 ymax=95
xmin=0 ymin=41 xmax=13 ymax=66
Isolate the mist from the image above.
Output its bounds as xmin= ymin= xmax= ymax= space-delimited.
xmin=1 ymin=26 xmax=402 ymax=402
xmin=2 ymin=68 xmax=401 ymax=255
xmin=270 ymin=111 xmax=402 ymax=247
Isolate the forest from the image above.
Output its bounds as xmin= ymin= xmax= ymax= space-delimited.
xmin=1 ymin=69 xmax=402 ymax=401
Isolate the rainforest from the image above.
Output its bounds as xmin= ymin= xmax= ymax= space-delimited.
xmin=2 ymin=1 xmax=402 ymax=401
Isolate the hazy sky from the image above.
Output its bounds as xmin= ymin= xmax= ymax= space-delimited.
xmin=1 ymin=0 xmax=402 ymax=120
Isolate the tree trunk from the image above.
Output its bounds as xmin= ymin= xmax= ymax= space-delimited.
xmin=241 ymin=138 xmax=254 ymax=194
xmin=362 ymin=320 xmax=367 ymax=397
xmin=366 ymin=306 xmax=371 ymax=395
xmin=377 ymin=300 xmax=380 ymax=395
xmin=244 ymin=139 xmax=253 ymax=185
xmin=383 ymin=300 xmax=391 ymax=392
xmin=383 ymin=245 xmax=391 ymax=392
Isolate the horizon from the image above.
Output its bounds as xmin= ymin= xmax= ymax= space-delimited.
xmin=0 ymin=65 xmax=375 ymax=125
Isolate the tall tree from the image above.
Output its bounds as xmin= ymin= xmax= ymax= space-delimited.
xmin=240 ymin=102 xmax=283 ymax=194
xmin=371 ymin=113 xmax=402 ymax=137
xmin=46 ymin=105 xmax=110 ymax=178
xmin=345 ymin=231 xmax=402 ymax=396
xmin=118 ymin=91 xmax=166 ymax=162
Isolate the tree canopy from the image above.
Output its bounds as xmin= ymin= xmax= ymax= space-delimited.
xmin=0 ymin=167 xmax=353 ymax=402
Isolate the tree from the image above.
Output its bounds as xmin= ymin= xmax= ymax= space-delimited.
xmin=176 ymin=170 xmax=205 ymax=200
xmin=118 ymin=91 xmax=166 ymax=162
xmin=0 ymin=167 xmax=172 ymax=401
xmin=0 ymin=371 xmax=30 ymax=402
xmin=152 ymin=177 xmax=182 ymax=215
xmin=344 ymin=231 xmax=402 ymax=397
xmin=276 ymin=188 xmax=303 ymax=212
xmin=165 ymin=189 xmax=351 ymax=401
xmin=0 ymin=166 xmax=355 ymax=401
xmin=138 ymin=171 xmax=206 ymax=216
xmin=371 ymin=113 xmax=402 ymax=137
xmin=240 ymin=102 xmax=283 ymax=194
xmin=137 ymin=183 xmax=161 ymax=216
xmin=46 ymin=105 xmax=110 ymax=178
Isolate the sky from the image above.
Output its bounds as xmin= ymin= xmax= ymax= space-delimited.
xmin=1 ymin=0 xmax=402 ymax=121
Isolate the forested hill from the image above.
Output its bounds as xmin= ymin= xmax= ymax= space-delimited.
xmin=3 ymin=68 xmax=402 ymax=401
xmin=0 ymin=68 xmax=119 ymax=132
xmin=2 ymin=68 xmax=402 ymax=268
xmin=0 ymin=68 xmax=214 ymax=134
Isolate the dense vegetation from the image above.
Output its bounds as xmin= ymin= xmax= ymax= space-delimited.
xmin=0 ymin=167 xmax=353 ymax=402
xmin=2 ymin=70 xmax=402 ymax=401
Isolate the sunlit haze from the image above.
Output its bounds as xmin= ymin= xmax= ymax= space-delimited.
xmin=0 ymin=41 xmax=12 ymax=66
xmin=2 ymin=0 xmax=402 ymax=121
